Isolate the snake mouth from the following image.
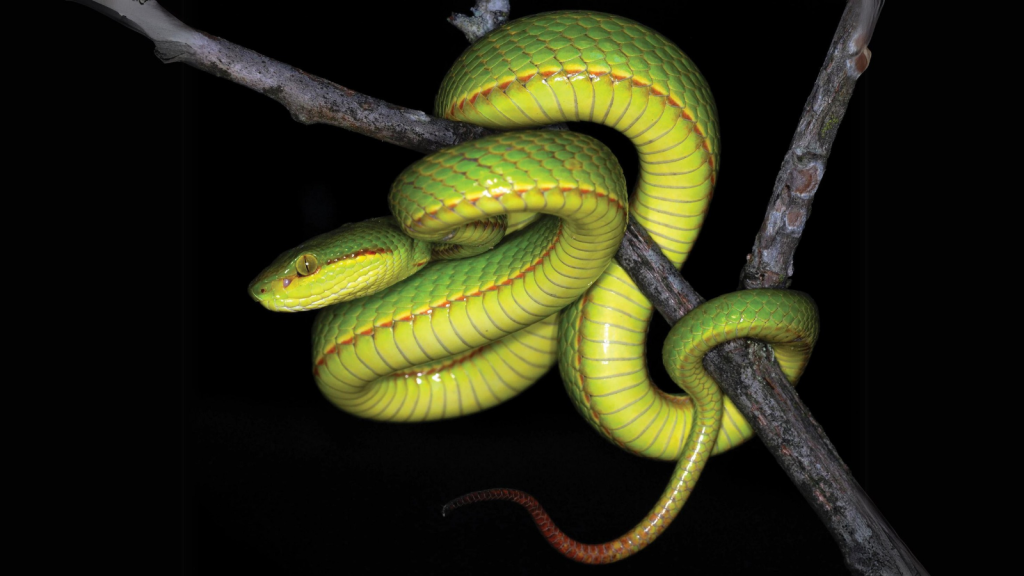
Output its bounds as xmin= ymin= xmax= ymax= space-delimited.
xmin=248 ymin=272 xmax=305 ymax=311
xmin=248 ymin=278 xmax=280 ymax=310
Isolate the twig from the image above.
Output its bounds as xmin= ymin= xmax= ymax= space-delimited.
xmin=69 ymin=0 xmax=922 ymax=572
xmin=449 ymin=0 xmax=510 ymax=42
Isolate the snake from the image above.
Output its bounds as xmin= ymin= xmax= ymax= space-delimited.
xmin=249 ymin=11 xmax=818 ymax=564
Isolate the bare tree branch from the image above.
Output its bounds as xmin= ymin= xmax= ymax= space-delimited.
xmin=70 ymin=0 xmax=922 ymax=572
xmin=68 ymin=0 xmax=497 ymax=154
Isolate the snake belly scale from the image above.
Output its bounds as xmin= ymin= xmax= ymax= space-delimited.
xmin=249 ymin=11 xmax=819 ymax=564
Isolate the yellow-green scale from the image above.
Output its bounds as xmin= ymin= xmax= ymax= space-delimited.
xmin=280 ymin=10 xmax=822 ymax=564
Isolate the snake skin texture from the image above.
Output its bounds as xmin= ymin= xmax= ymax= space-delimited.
xmin=251 ymin=11 xmax=819 ymax=564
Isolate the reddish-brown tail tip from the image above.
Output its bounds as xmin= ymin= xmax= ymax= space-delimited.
xmin=441 ymin=488 xmax=638 ymax=564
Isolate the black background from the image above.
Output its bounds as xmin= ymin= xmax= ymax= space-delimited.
xmin=54 ymin=1 xmax=945 ymax=573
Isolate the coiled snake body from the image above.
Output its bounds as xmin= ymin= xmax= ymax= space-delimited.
xmin=250 ymin=11 xmax=818 ymax=564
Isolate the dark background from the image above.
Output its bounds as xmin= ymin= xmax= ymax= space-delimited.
xmin=54 ymin=1 xmax=944 ymax=573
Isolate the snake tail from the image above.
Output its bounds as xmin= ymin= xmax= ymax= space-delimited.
xmin=444 ymin=290 xmax=818 ymax=564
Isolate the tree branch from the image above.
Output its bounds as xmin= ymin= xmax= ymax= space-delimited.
xmin=739 ymin=0 xmax=883 ymax=290
xmin=68 ymin=0 xmax=498 ymax=154
xmin=72 ymin=0 xmax=922 ymax=572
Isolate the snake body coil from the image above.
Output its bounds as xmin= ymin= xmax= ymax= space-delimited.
xmin=250 ymin=11 xmax=818 ymax=564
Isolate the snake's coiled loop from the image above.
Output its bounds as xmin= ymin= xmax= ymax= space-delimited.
xmin=253 ymin=11 xmax=819 ymax=565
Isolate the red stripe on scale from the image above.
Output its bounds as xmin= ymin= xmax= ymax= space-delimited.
xmin=391 ymin=345 xmax=491 ymax=378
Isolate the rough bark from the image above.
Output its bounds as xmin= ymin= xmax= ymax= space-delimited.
xmin=738 ymin=0 xmax=882 ymax=291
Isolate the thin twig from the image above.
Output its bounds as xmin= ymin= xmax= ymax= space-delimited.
xmin=449 ymin=0 xmax=510 ymax=42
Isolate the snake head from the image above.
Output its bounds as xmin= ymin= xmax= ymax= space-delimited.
xmin=249 ymin=217 xmax=432 ymax=312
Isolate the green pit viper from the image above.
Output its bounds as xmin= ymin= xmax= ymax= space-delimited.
xmin=249 ymin=11 xmax=818 ymax=564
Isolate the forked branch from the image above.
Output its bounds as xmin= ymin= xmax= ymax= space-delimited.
xmin=69 ymin=0 xmax=923 ymax=573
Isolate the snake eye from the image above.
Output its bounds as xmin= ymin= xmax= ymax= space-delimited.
xmin=296 ymin=254 xmax=319 ymax=276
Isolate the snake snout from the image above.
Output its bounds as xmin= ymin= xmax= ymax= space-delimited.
xmin=248 ymin=275 xmax=278 ymax=309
